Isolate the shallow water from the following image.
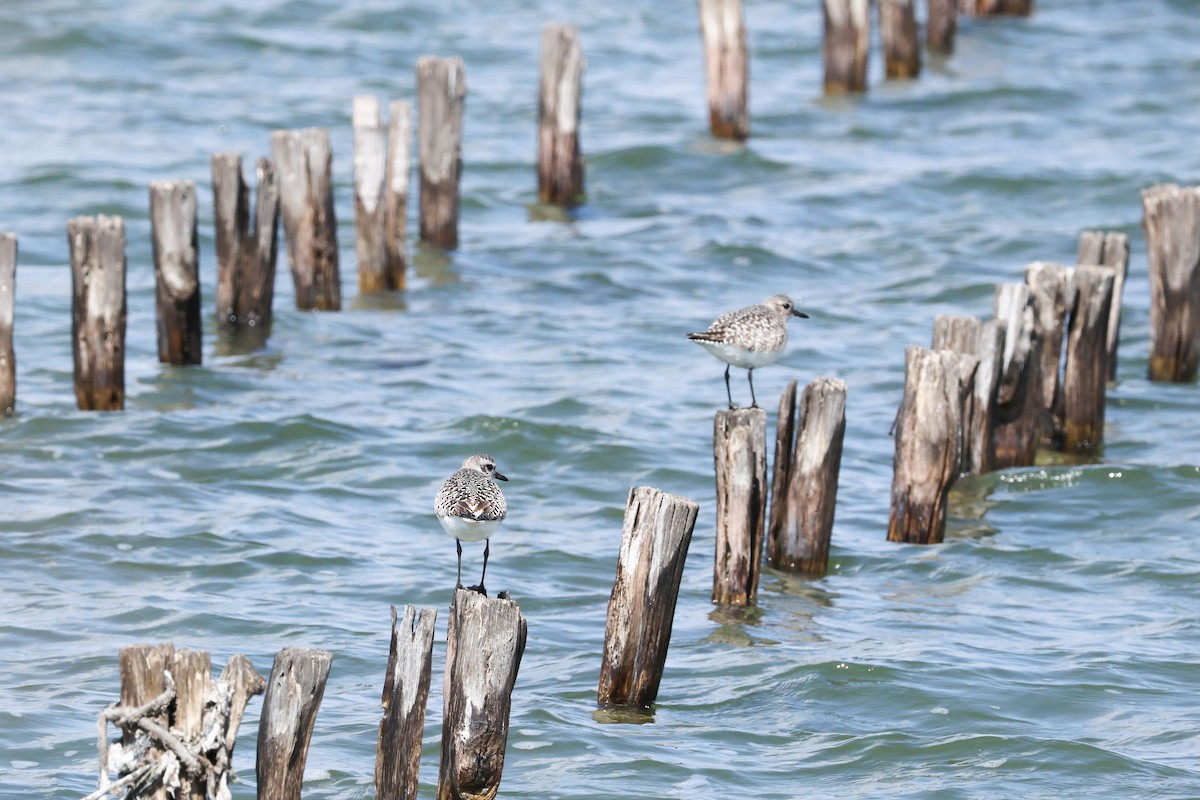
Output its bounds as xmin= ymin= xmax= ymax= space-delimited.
xmin=2 ymin=1 xmax=1199 ymax=797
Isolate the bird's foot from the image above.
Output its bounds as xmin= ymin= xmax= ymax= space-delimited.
xmin=467 ymin=583 xmax=488 ymax=597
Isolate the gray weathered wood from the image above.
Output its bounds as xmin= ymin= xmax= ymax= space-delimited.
xmin=1024 ymin=262 xmax=1072 ymax=447
xmin=822 ymin=0 xmax=870 ymax=94
xmin=209 ymin=654 xmax=266 ymax=800
xmin=712 ymin=407 xmax=766 ymax=605
xmin=170 ymin=648 xmax=211 ymax=800
xmin=377 ymin=604 xmax=437 ymax=800
xmin=767 ymin=379 xmax=798 ymax=548
xmin=271 ymin=128 xmax=341 ymax=310
xmin=1142 ymin=184 xmax=1200 ymax=382
xmin=1077 ymin=230 xmax=1130 ymax=381
xmin=932 ymin=315 xmax=1004 ymax=475
xmin=354 ymin=95 xmax=390 ymax=294
xmin=990 ymin=283 xmax=1039 ymax=468
xmin=212 ymin=153 xmax=280 ymax=335
xmin=697 ymin=0 xmax=748 ymax=141
xmin=1062 ymin=265 xmax=1115 ymax=452
xmin=927 ymin=0 xmax=957 ymax=53
xmin=386 ymin=100 xmax=412 ymax=290
xmin=417 ymin=56 xmax=466 ymax=249
xmin=67 ymin=215 xmax=126 ymax=411
xmin=539 ymin=24 xmax=587 ymax=203
xmin=770 ymin=377 xmax=846 ymax=573
xmin=437 ymin=590 xmax=526 ymax=800
xmin=889 ymin=347 xmax=977 ymax=545
xmin=879 ymin=0 xmax=920 ymax=79
xmin=256 ymin=647 xmax=333 ymax=800
xmin=0 ymin=233 xmax=15 ymax=415
xmin=961 ymin=0 xmax=1032 ymax=14
xmin=149 ymin=180 xmax=202 ymax=366
xmin=598 ymin=486 xmax=698 ymax=709
xmin=118 ymin=643 xmax=175 ymax=800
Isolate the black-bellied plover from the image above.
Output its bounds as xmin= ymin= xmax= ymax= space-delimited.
xmin=687 ymin=294 xmax=809 ymax=408
xmin=435 ymin=454 xmax=508 ymax=595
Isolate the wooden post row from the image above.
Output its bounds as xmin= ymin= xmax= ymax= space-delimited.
xmin=822 ymin=0 xmax=870 ymax=94
xmin=67 ymin=215 xmax=126 ymax=411
xmin=1142 ymin=184 xmax=1200 ymax=382
xmin=354 ymin=95 xmax=411 ymax=293
xmin=257 ymin=647 xmax=333 ymax=800
xmin=271 ymin=128 xmax=341 ymax=311
xmin=0 ymin=233 xmax=14 ymax=415
xmin=212 ymin=153 xmax=280 ymax=334
xmin=376 ymin=605 xmax=437 ymax=800
xmin=697 ymin=0 xmax=748 ymax=141
xmin=417 ymin=56 xmax=466 ymax=249
xmin=149 ymin=180 xmax=202 ymax=365
xmin=539 ymin=24 xmax=587 ymax=203
xmin=713 ymin=407 xmax=766 ymax=605
xmin=879 ymin=0 xmax=920 ymax=79
xmin=931 ymin=316 xmax=1003 ymax=475
xmin=1077 ymin=230 xmax=1130 ymax=381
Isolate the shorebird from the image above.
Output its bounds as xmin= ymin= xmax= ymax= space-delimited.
xmin=687 ymin=294 xmax=809 ymax=408
xmin=435 ymin=454 xmax=508 ymax=596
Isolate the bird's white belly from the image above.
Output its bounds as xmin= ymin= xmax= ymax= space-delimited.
xmin=438 ymin=514 xmax=502 ymax=542
xmin=697 ymin=340 xmax=781 ymax=369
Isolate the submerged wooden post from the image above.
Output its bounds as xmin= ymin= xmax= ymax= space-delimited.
xmin=889 ymin=347 xmax=977 ymax=545
xmin=67 ymin=215 xmax=126 ymax=411
xmin=438 ymin=589 xmax=526 ymax=800
xmin=354 ymin=95 xmax=389 ymax=294
xmin=932 ymin=315 xmax=1004 ymax=475
xmin=879 ymin=0 xmax=920 ymax=78
xmin=822 ymin=0 xmax=870 ymax=94
xmin=1142 ymin=185 xmax=1200 ymax=382
xmin=1062 ymin=266 xmax=1115 ymax=452
xmin=927 ymin=0 xmax=957 ymax=53
xmin=212 ymin=153 xmax=280 ymax=333
xmin=149 ymin=180 xmax=201 ymax=366
xmin=417 ymin=56 xmax=466 ymax=249
xmin=257 ymin=647 xmax=333 ymax=800
xmin=770 ymin=378 xmax=846 ymax=574
xmin=539 ymin=24 xmax=587 ymax=204
xmin=598 ymin=486 xmax=698 ymax=709
xmin=697 ymin=0 xmax=748 ymax=141
xmin=377 ymin=605 xmax=437 ymax=800
xmin=990 ymin=283 xmax=1039 ymax=468
xmin=1078 ymin=230 xmax=1130 ymax=381
xmin=1024 ymin=262 xmax=1071 ymax=447
xmin=0 ymin=233 xmax=14 ymax=415
xmin=386 ymin=100 xmax=412 ymax=290
xmin=712 ymin=407 xmax=766 ymax=606
xmin=271 ymin=128 xmax=341 ymax=310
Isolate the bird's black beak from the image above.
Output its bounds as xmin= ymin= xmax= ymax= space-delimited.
xmin=495 ymin=471 xmax=509 ymax=481
xmin=793 ymin=309 xmax=809 ymax=319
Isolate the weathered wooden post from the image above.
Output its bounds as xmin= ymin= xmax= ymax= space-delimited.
xmin=257 ymin=647 xmax=333 ymax=800
xmin=438 ymin=589 xmax=526 ymax=800
xmin=697 ymin=0 xmax=748 ymax=141
xmin=927 ymin=0 xmax=957 ymax=53
xmin=1142 ymin=184 xmax=1200 ymax=382
xmin=879 ymin=0 xmax=920 ymax=78
xmin=889 ymin=347 xmax=977 ymax=545
xmin=354 ymin=95 xmax=389 ymax=294
xmin=67 ymin=215 xmax=126 ymax=411
xmin=1077 ymin=230 xmax=1130 ymax=381
xmin=712 ymin=407 xmax=766 ymax=606
xmin=932 ymin=315 xmax=1004 ymax=475
xmin=1062 ymin=266 xmax=1115 ymax=452
xmin=767 ymin=380 xmax=798 ymax=547
xmin=961 ymin=0 xmax=1032 ymax=15
xmin=149 ymin=180 xmax=202 ymax=366
xmin=417 ymin=56 xmax=466 ymax=249
xmin=822 ymin=0 xmax=870 ymax=94
xmin=116 ymin=643 xmax=175 ymax=800
xmin=377 ymin=605 xmax=437 ymax=800
xmin=0 ymin=233 xmax=14 ymax=415
xmin=1024 ymin=262 xmax=1071 ymax=447
xmin=386 ymin=100 xmax=412 ymax=290
xmin=539 ymin=24 xmax=587 ymax=204
xmin=271 ymin=128 xmax=341 ymax=310
xmin=212 ymin=153 xmax=280 ymax=334
xmin=598 ymin=486 xmax=698 ymax=709
xmin=769 ymin=378 xmax=846 ymax=574
xmin=990 ymin=283 xmax=1039 ymax=468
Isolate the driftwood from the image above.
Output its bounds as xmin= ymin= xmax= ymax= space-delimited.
xmin=149 ymin=180 xmax=202 ymax=366
xmin=211 ymin=153 xmax=280 ymax=335
xmin=377 ymin=604 xmax=437 ymax=800
xmin=1141 ymin=184 xmax=1200 ymax=382
xmin=539 ymin=24 xmax=587 ymax=203
xmin=257 ymin=648 xmax=333 ymax=800
xmin=438 ymin=589 xmax=526 ymax=800
xmin=990 ymin=283 xmax=1039 ymax=468
xmin=697 ymin=0 xmax=748 ymax=141
xmin=927 ymin=0 xmax=957 ymax=53
xmin=386 ymin=100 xmax=412 ymax=290
xmin=417 ymin=56 xmax=466 ymax=249
xmin=1024 ymin=262 xmax=1072 ymax=447
xmin=598 ymin=486 xmax=698 ymax=709
xmin=271 ymin=128 xmax=341 ymax=311
xmin=712 ymin=407 xmax=766 ymax=605
xmin=0 ymin=233 xmax=14 ymax=415
xmin=1062 ymin=266 xmax=1115 ymax=452
xmin=822 ymin=0 xmax=869 ymax=94
xmin=932 ymin=315 xmax=1004 ymax=475
xmin=67 ymin=215 xmax=126 ymax=411
xmin=878 ymin=0 xmax=920 ymax=78
xmin=1077 ymin=230 xmax=1130 ymax=380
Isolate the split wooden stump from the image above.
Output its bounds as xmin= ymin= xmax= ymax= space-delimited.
xmin=539 ymin=24 xmax=587 ymax=204
xmin=822 ymin=0 xmax=870 ymax=94
xmin=354 ymin=95 xmax=410 ymax=293
xmin=0 ymin=233 xmax=14 ymax=415
xmin=271 ymin=128 xmax=341 ymax=311
xmin=927 ymin=0 xmax=958 ymax=53
xmin=212 ymin=152 xmax=280 ymax=335
xmin=377 ymin=604 xmax=437 ymax=800
xmin=1077 ymin=230 xmax=1130 ymax=381
xmin=879 ymin=0 xmax=920 ymax=79
xmin=712 ymin=407 xmax=766 ymax=605
xmin=990 ymin=282 xmax=1039 ymax=468
xmin=257 ymin=647 xmax=333 ymax=800
xmin=417 ymin=56 xmax=466 ymax=250
xmin=1142 ymin=184 xmax=1200 ymax=382
xmin=697 ymin=0 xmax=748 ymax=141
xmin=149 ymin=180 xmax=202 ymax=365
xmin=931 ymin=315 xmax=1004 ymax=475
xmin=67 ymin=215 xmax=126 ymax=411
xmin=1062 ymin=266 xmax=1115 ymax=452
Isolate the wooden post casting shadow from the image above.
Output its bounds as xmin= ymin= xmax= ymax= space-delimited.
xmin=1077 ymin=230 xmax=1130 ymax=381
xmin=927 ymin=0 xmax=958 ymax=54
xmin=932 ymin=315 xmax=1004 ymax=475
xmin=879 ymin=0 xmax=920 ymax=79
xmin=1142 ymin=184 xmax=1200 ymax=382
xmin=1062 ymin=266 xmax=1115 ymax=452
xmin=0 ymin=233 xmax=15 ymax=415
xmin=376 ymin=604 xmax=437 ymax=800
xmin=271 ymin=128 xmax=341 ymax=311
xmin=67 ymin=215 xmax=126 ymax=411
xmin=822 ymin=0 xmax=870 ymax=94
xmin=417 ymin=56 xmax=466 ymax=250
xmin=539 ymin=24 xmax=587 ymax=204
xmin=990 ymin=283 xmax=1039 ymax=468
xmin=712 ymin=407 xmax=766 ymax=605
xmin=697 ymin=0 xmax=748 ymax=141
xmin=257 ymin=647 xmax=333 ymax=800
xmin=149 ymin=180 xmax=202 ymax=366
xmin=212 ymin=153 xmax=280 ymax=339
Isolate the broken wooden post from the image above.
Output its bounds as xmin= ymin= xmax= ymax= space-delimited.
xmin=927 ymin=0 xmax=957 ymax=53
xmin=822 ymin=0 xmax=870 ymax=94
xmin=438 ymin=589 xmax=526 ymax=800
xmin=932 ymin=315 xmax=1004 ymax=475
xmin=114 ymin=643 xmax=174 ymax=800
xmin=417 ymin=56 xmax=466 ymax=249
xmin=386 ymin=100 xmax=412 ymax=290
xmin=377 ymin=604 xmax=437 ymax=800
xmin=271 ymin=128 xmax=341 ymax=310
xmin=257 ymin=647 xmax=333 ymax=800
xmin=1062 ymin=265 xmax=1115 ymax=452
xmin=961 ymin=0 xmax=1032 ymax=14
xmin=149 ymin=180 xmax=202 ymax=366
xmin=210 ymin=654 xmax=267 ymax=799
xmin=212 ymin=153 xmax=280 ymax=335
xmin=539 ymin=24 xmax=587 ymax=203
xmin=0 ymin=233 xmax=14 ymax=415
xmin=712 ymin=407 xmax=766 ymax=606
xmin=1142 ymin=184 xmax=1200 ymax=382
xmin=67 ymin=215 xmax=126 ymax=411
xmin=1077 ymin=230 xmax=1130 ymax=381
xmin=769 ymin=377 xmax=847 ymax=574
xmin=990 ymin=283 xmax=1039 ymax=468
xmin=889 ymin=347 xmax=977 ymax=545
xmin=598 ymin=486 xmax=698 ymax=709
xmin=354 ymin=94 xmax=389 ymax=295
xmin=1024 ymin=262 xmax=1071 ymax=447
xmin=879 ymin=0 xmax=920 ymax=78
xmin=767 ymin=379 xmax=798 ymax=547
xmin=697 ymin=0 xmax=748 ymax=141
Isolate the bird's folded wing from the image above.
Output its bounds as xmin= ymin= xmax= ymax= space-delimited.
xmin=452 ymin=496 xmax=502 ymax=521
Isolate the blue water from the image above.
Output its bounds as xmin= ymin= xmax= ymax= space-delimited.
xmin=2 ymin=1 xmax=1199 ymax=797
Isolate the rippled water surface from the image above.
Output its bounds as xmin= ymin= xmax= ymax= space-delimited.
xmin=2 ymin=1 xmax=1200 ymax=797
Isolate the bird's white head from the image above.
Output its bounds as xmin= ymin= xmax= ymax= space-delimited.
xmin=763 ymin=294 xmax=809 ymax=319
xmin=461 ymin=453 xmax=508 ymax=481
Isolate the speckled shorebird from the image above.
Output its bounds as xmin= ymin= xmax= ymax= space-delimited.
xmin=435 ymin=454 xmax=508 ymax=595
xmin=687 ymin=294 xmax=809 ymax=409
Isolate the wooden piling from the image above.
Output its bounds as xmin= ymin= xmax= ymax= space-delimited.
xmin=598 ymin=486 xmax=698 ymax=709
xmin=990 ymin=283 xmax=1039 ymax=468
xmin=1024 ymin=262 xmax=1071 ymax=447
xmin=386 ymin=100 xmax=412 ymax=290
xmin=712 ymin=407 xmax=766 ymax=606
xmin=1062 ymin=266 xmax=1115 ymax=452
xmin=149 ymin=180 xmax=202 ymax=366
xmin=927 ymin=0 xmax=958 ymax=53
xmin=1077 ymin=230 xmax=1130 ymax=381
xmin=769 ymin=378 xmax=847 ymax=574
xmin=257 ymin=647 xmax=333 ymax=800
xmin=0 ymin=233 xmax=14 ymax=415
xmin=932 ymin=315 xmax=1004 ymax=475
xmin=417 ymin=56 xmax=466 ymax=249
xmin=438 ymin=589 xmax=526 ymax=800
xmin=767 ymin=379 xmax=798 ymax=548
xmin=822 ymin=0 xmax=870 ymax=94
xmin=888 ymin=347 xmax=977 ymax=545
xmin=67 ymin=215 xmax=126 ymax=411
xmin=697 ymin=0 xmax=748 ymax=141
xmin=117 ymin=643 xmax=175 ymax=800
xmin=961 ymin=0 xmax=1032 ymax=15
xmin=879 ymin=0 xmax=920 ymax=79
xmin=377 ymin=604 xmax=437 ymax=800
xmin=271 ymin=128 xmax=341 ymax=310
xmin=354 ymin=95 xmax=390 ymax=294
xmin=212 ymin=153 xmax=280 ymax=333
xmin=1141 ymin=184 xmax=1200 ymax=382
xmin=539 ymin=24 xmax=587 ymax=203
xmin=211 ymin=654 xmax=267 ymax=798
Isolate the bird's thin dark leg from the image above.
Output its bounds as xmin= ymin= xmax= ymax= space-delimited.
xmin=455 ymin=539 xmax=463 ymax=589
xmin=748 ymin=368 xmax=758 ymax=408
xmin=472 ymin=540 xmax=489 ymax=597
xmin=724 ymin=364 xmax=735 ymax=409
